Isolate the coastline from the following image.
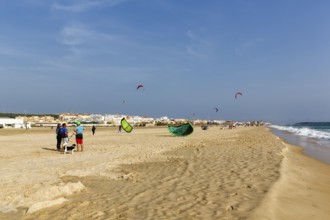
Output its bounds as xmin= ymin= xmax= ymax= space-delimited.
xmin=271 ymin=128 xmax=330 ymax=164
xmin=0 ymin=126 xmax=329 ymax=219
xmin=250 ymin=139 xmax=330 ymax=220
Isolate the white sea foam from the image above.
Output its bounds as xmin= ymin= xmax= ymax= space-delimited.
xmin=270 ymin=125 xmax=330 ymax=140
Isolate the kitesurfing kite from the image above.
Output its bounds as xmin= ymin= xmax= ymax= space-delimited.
xmin=137 ymin=84 xmax=144 ymax=90
xmin=120 ymin=118 xmax=133 ymax=133
xmin=168 ymin=123 xmax=194 ymax=136
xmin=235 ymin=92 xmax=243 ymax=99
xmin=214 ymin=107 xmax=219 ymax=112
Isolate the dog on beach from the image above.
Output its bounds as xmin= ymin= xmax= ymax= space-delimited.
xmin=63 ymin=144 xmax=76 ymax=154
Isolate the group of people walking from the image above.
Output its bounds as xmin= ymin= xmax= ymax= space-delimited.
xmin=56 ymin=122 xmax=95 ymax=152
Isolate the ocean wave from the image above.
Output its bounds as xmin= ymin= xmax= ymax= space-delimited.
xmin=270 ymin=125 xmax=330 ymax=140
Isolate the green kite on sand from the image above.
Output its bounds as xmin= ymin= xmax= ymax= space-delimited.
xmin=121 ymin=118 xmax=133 ymax=133
xmin=168 ymin=123 xmax=194 ymax=136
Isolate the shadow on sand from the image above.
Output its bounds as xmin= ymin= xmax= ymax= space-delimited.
xmin=42 ymin=147 xmax=59 ymax=152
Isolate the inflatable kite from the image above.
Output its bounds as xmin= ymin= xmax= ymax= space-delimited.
xmin=168 ymin=123 xmax=194 ymax=136
xmin=235 ymin=92 xmax=243 ymax=99
xmin=121 ymin=118 xmax=133 ymax=133
xmin=137 ymin=84 xmax=144 ymax=90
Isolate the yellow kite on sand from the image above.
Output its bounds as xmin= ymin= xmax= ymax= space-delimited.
xmin=120 ymin=118 xmax=133 ymax=133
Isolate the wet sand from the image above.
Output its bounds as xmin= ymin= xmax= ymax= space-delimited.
xmin=0 ymin=126 xmax=329 ymax=219
xmin=271 ymin=129 xmax=330 ymax=164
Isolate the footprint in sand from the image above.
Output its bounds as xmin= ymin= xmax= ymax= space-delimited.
xmin=194 ymin=147 xmax=202 ymax=157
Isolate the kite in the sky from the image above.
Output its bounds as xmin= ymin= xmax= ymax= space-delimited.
xmin=214 ymin=107 xmax=219 ymax=112
xmin=235 ymin=92 xmax=243 ymax=99
xmin=137 ymin=84 xmax=144 ymax=90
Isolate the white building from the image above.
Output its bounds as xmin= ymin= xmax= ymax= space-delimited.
xmin=0 ymin=118 xmax=25 ymax=128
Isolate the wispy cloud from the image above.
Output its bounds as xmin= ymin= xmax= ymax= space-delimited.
xmin=52 ymin=0 xmax=129 ymax=12
xmin=185 ymin=46 xmax=205 ymax=59
xmin=57 ymin=25 xmax=88 ymax=46
xmin=185 ymin=29 xmax=211 ymax=59
xmin=186 ymin=30 xmax=209 ymax=45
xmin=55 ymin=23 xmax=130 ymax=64
xmin=235 ymin=37 xmax=264 ymax=56
xmin=57 ymin=23 xmax=119 ymax=45
xmin=56 ymin=22 xmax=166 ymax=59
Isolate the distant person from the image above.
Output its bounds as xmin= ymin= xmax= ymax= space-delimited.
xmin=118 ymin=125 xmax=122 ymax=133
xmin=92 ymin=125 xmax=96 ymax=135
xmin=55 ymin=123 xmax=62 ymax=151
xmin=75 ymin=121 xmax=86 ymax=152
xmin=60 ymin=123 xmax=69 ymax=152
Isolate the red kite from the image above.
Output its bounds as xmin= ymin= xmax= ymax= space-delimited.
xmin=235 ymin=92 xmax=242 ymax=99
xmin=137 ymin=84 xmax=144 ymax=90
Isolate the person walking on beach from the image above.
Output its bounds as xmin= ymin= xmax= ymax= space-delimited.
xmin=60 ymin=123 xmax=69 ymax=152
xmin=55 ymin=123 xmax=62 ymax=151
xmin=118 ymin=125 xmax=122 ymax=133
xmin=92 ymin=125 xmax=96 ymax=135
xmin=74 ymin=121 xmax=86 ymax=152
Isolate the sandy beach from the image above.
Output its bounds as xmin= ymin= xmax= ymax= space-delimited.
xmin=0 ymin=126 xmax=329 ymax=220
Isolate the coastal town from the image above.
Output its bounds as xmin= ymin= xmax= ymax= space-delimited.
xmin=0 ymin=113 xmax=232 ymax=129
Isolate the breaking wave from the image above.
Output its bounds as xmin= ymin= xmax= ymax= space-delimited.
xmin=270 ymin=125 xmax=330 ymax=140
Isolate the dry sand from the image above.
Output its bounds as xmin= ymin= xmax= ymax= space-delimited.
xmin=0 ymin=126 xmax=329 ymax=220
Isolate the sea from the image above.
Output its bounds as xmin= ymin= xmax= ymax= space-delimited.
xmin=269 ymin=122 xmax=330 ymax=164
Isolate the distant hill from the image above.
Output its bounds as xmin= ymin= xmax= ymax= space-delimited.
xmin=0 ymin=113 xmax=59 ymax=119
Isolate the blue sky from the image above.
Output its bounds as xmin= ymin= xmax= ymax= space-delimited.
xmin=1 ymin=0 xmax=329 ymax=124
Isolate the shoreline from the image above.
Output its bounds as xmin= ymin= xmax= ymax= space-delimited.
xmin=0 ymin=126 xmax=329 ymax=219
xmin=250 ymin=138 xmax=330 ymax=220
xmin=271 ymin=128 xmax=330 ymax=164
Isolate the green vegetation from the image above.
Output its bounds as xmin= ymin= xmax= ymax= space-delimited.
xmin=0 ymin=113 xmax=59 ymax=119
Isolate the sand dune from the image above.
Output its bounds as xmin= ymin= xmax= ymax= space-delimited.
xmin=0 ymin=126 xmax=329 ymax=219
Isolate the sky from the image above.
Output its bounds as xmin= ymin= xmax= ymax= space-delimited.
xmin=0 ymin=0 xmax=329 ymax=124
